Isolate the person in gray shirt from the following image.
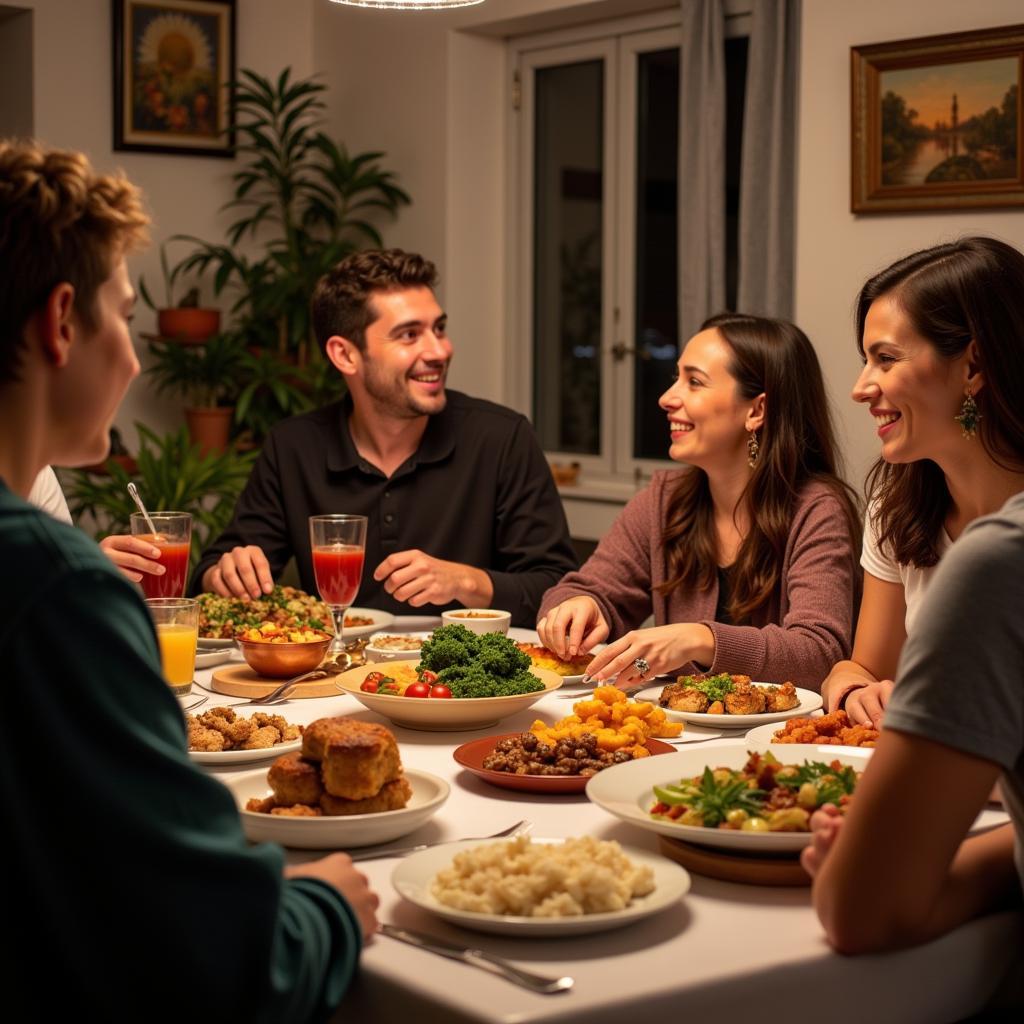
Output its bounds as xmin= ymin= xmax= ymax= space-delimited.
xmin=804 ymin=492 xmax=1024 ymax=957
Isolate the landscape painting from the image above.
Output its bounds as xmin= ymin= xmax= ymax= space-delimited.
xmin=851 ymin=25 xmax=1024 ymax=212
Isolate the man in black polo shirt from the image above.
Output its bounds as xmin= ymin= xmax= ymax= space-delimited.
xmin=190 ymin=249 xmax=576 ymax=626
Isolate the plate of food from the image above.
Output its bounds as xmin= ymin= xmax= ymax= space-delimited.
xmin=453 ymin=731 xmax=678 ymax=794
xmin=339 ymin=608 xmax=396 ymax=640
xmin=515 ymin=642 xmax=596 ymax=686
xmin=225 ymin=715 xmax=449 ymax=848
xmin=335 ymin=625 xmax=563 ymax=731
xmin=197 ymin=586 xmax=335 ymax=641
xmin=195 ymin=647 xmax=234 ymax=668
xmin=392 ymin=835 xmax=690 ymax=936
xmin=186 ymin=706 xmax=304 ymax=765
xmin=634 ymin=673 xmax=823 ymax=728
xmin=745 ymin=710 xmax=876 ymax=749
xmin=586 ymin=743 xmax=868 ymax=852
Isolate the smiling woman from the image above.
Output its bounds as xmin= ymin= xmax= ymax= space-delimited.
xmin=536 ymin=312 xmax=861 ymax=691
xmin=822 ymin=237 xmax=1024 ymax=727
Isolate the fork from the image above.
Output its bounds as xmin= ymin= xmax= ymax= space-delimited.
xmin=348 ymin=819 xmax=531 ymax=862
xmin=243 ymin=660 xmax=346 ymax=706
xmin=179 ymin=694 xmax=209 ymax=712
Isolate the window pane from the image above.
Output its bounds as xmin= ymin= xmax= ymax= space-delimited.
xmin=633 ymin=48 xmax=679 ymax=461
xmin=533 ymin=60 xmax=603 ymax=455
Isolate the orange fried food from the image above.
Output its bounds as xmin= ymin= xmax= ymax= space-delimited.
xmin=252 ymin=712 xmax=302 ymax=742
xmin=199 ymin=707 xmax=256 ymax=746
xmin=724 ymin=678 xmax=766 ymax=715
xmin=763 ymin=681 xmax=799 ymax=713
xmin=268 ymin=751 xmax=324 ymax=806
xmin=245 ymin=796 xmax=276 ymax=813
xmin=319 ymin=775 xmax=412 ymax=816
xmin=320 ymin=725 xmax=401 ymax=800
xmin=659 ymin=684 xmax=709 ymax=713
xmin=772 ymin=710 xmax=879 ymax=747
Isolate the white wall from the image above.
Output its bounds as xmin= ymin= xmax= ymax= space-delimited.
xmin=11 ymin=0 xmax=317 ymax=448
xmin=795 ymin=0 xmax=1024 ymax=485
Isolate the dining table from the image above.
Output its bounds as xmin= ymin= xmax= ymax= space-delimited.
xmin=191 ymin=616 xmax=1023 ymax=1024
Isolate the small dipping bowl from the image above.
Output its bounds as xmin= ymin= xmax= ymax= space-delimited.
xmin=365 ymin=632 xmax=431 ymax=663
xmin=440 ymin=609 xmax=512 ymax=636
xmin=237 ymin=632 xmax=333 ymax=678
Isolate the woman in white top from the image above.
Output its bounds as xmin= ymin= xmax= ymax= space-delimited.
xmin=821 ymin=236 xmax=1024 ymax=725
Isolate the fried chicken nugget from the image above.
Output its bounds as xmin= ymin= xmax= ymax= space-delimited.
xmin=186 ymin=716 xmax=226 ymax=752
xmin=763 ymin=681 xmax=799 ymax=712
xmin=245 ymin=796 xmax=276 ymax=813
xmin=724 ymin=679 xmax=766 ymax=715
xmin=199 ymin=709 xmax=255 ymax=747
xmin=270 ymin=804 xmax=322 ymax=817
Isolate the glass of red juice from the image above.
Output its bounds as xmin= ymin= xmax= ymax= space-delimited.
xmin=130 ymin=511 xmax=192 ymax=599
xmin=309 ymin=514 xmax=368 ymax=657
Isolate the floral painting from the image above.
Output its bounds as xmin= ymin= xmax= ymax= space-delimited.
xmin=852 ymin=24 xmax=1024 ymax=213
xmin=113 ymin=0 xmax=235 ymax=157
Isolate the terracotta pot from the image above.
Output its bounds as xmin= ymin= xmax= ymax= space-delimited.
xmin=185 ymin=406 xmax=234 ymax=456
xmin=82 ymin=453 xmax=139 ymax=476
xmin=157 ymin=308 xmax=221 ymax=345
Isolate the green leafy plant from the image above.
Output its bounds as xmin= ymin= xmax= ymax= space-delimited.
xmin=233 ymin=348 xmax=316 ymax=441
xmin=138 ymin=239 xmax=202 ymax=311
xmin=65 ymin=425 xmax=257 ymax=568
xmin=172 ymin=67 xmax=411 ymax=367
xmin=146 ymin=333 xmax=247 ymax=409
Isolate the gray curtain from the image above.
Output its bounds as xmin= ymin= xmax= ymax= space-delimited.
xmin=678 ymin=0 xmax=726 ymax=344
xmin=737 ymin=0 xmax=801 ymax=319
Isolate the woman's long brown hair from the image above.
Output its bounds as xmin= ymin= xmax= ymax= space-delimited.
xmin=857 ymin=237 xmax=1024 ymax=567
xmin=658 ymin=313 xmax=860 ymax=622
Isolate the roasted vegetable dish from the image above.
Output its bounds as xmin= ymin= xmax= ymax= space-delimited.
xmin=197 ymin=586 xmax=332 ymax=638
xmin=650 ymin=750 xmax=859 ymax=832
xmin=659 ymin=673 xmax=799 ymax=716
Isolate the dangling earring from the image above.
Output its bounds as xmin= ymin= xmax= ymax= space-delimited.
xmin=954 ymin=390 xmax=981 ymax=439
xmin=747 ymin=430 xmax=760 ymax=468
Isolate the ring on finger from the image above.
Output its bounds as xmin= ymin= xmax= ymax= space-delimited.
xmin=633 ymin=656 xmax=650 ymax=678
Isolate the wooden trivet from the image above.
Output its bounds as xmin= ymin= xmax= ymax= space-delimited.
xmin=657 ymin=834 xmax=810 ymax=887
xmin=210 ymin=664 xmax=340 ymax=699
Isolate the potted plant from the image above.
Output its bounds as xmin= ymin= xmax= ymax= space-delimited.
xmin=146 ymin=333 xmax=246 ymax=454
xmin=139 ymin=241 xmax=221 ymax=345
xmin=64 ymin=424 xmax=258 ymax=569
xmin=172 ymin=67 xmax=411 ymax=369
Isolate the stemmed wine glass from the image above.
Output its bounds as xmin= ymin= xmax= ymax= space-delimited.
xmin=309 ymin=514 xmax=368 ymax=660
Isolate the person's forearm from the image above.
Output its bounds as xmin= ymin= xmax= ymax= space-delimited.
xmin=685 ymin=623 xmax=716 ymax=668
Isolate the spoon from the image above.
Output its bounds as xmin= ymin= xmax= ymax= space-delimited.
xmin=127 ymin=482 xmax=158 ymax=535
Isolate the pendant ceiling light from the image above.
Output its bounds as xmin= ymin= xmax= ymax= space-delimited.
xmin=329 ymin=1 xmax=486 ymax=9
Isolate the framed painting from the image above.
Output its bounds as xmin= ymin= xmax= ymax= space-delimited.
xmin=851 ymin=24 xmax=1024 ymax=213
xmin=113 ymin=0 xmax=235 ymax=157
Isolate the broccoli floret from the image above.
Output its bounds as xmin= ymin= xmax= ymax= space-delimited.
xmin=418 ymin=624 xmax=480 ymax=671
xmin=475 ymin=632 xmax=531 ymax=677
xmin=445 ymin=663 xmax=543 ymax=698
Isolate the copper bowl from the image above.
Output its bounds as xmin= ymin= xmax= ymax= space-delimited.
xmin=237 ymin=633 xmax=332 ymax=678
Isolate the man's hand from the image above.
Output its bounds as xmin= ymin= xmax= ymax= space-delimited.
xmin=285 ymin=854 xmax=380 ymax=939
xmin=202 ymin=545 xmax=274 ymax=599
xmin=536 ymin=597 xmax=608 ymax=660
xmin=373 ymin=549 xmax=493 ymax=608
xmin=99 ymin=534 xmax=165 ymax=585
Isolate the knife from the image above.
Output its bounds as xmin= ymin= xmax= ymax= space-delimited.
xmin=378 ymin=923 xmax=574 ymax=994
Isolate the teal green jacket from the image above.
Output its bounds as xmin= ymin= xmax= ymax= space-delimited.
xmin=0 ymin=481 xmax=361 ymax=1021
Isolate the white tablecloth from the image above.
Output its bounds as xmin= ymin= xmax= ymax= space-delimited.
xmin=191 ymin=618 xmax=1023 ymax=1024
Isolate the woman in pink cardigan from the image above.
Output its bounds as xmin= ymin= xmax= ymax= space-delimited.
xmin=537 ymin=313 xmax=861 ymax=691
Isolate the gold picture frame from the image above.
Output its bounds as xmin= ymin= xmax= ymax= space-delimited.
xmin=113 ymin=0 xmax=235 ymax=157
xmin=851 ymin=24 xmax=1024 ymax=213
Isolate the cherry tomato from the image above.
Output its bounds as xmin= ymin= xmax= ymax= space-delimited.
xmin=429 ymin=684 xmax=453 ymax=699
xmin=405 ymin=682 xmax=431 ymax=698
xmin=364 ymin=671 xmax=386 ymax=684
xmin=419 ymin=669 xmax=439 ymax=685
xmin=360 ymin=679 xmax=379 ymax=693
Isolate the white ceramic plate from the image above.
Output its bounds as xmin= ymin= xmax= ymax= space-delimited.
xmin=392 ymin=837 xmax=690 ymax=936
xmin=634 ymin=684 xmax=823 ymax=728
xmin=587 ymin=743 xmax=870 ymax=852
xmin=190 ymin=737 xmax=302 ymax=766
xmin=195 ymin=647 xmax=234 ymax=669
xmin=198 ymin=637 xmax=236 ymax=650
xmin=340 ymin=608 xmax=396 ymax=640
xmin=227 ymin=767 xmax=449 ymax=849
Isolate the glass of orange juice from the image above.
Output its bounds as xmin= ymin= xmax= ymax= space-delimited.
xmin=146 ymin=598 xmax=199 ymax=696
